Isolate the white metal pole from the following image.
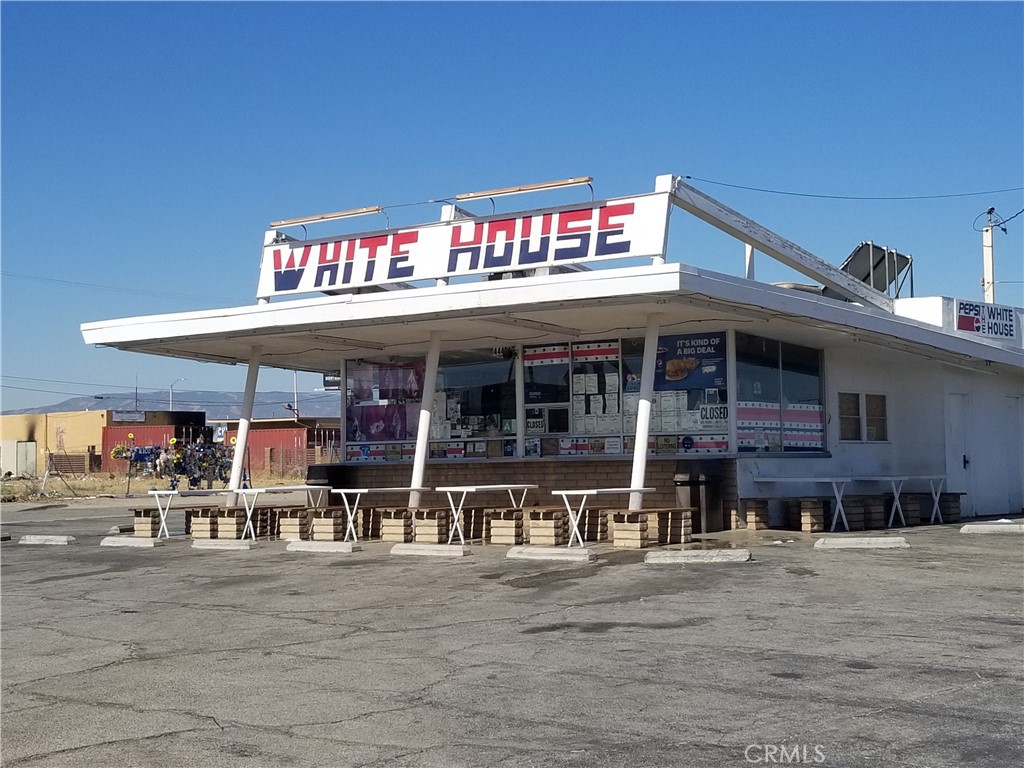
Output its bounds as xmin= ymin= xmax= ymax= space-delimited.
xmin=744 ymin=243 xmax=755 ymax=280
xmin=409 ymin=330 xmax=442 ymax=507
xmin=515 ymin=345 xmax=526 ymax=458
xmin=983 ymin=223 xmax=995 ymax=303
xmin=629 ymin=315 xmax=661 ymax=510
xmin=339 ymin=357 xmax=347 ymax=464
xmin=228 ymin=346 xmax=262 ymax=503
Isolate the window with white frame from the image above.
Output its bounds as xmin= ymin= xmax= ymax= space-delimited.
xmin=838 ymin=392 xmax=888 ymax=442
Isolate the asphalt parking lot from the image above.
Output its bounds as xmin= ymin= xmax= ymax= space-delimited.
xmin=2 ymin=502 xmax=1022 ymax=768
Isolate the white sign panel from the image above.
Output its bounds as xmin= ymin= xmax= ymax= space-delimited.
xmin=257 ymin=192 xmax=670 ymax=298
xmin=955 ymin=300 xmax=1018 ymax=340
xmin=699 ymin=403 xmax=729 ymax=431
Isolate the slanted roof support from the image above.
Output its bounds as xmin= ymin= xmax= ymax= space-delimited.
xmin=665 ymin=176 xmax=894 ymax=312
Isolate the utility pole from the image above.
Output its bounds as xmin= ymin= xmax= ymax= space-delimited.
xmin=982 ymin=208 xmax=995 ymax=304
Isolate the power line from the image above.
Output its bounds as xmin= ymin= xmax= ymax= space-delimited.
xmin=683 ymin=175 xmax=1024 ymax=201
xmin=973 ymin=207 xmax=1024 ymax=232
xmin=0 ymin=271 xmax=243 ymax=304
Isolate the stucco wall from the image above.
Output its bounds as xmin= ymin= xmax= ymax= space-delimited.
xmin=737 ymin=340 xmax=1023 ymax=517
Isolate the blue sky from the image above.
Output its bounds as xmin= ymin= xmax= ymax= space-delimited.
xmin=3 ymin=1 xmax=1022 ymax=413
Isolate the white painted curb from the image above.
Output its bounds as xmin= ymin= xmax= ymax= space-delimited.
xmin=286 ymin=541 xmax=361 ymax=553
xmin=506 ymin=546 xmax=596 ymax=562
xmin=959 ymin=521 xmax=1024 ymax=534
xmin=19 ymin=535 xmax=76 ymax=545
xmin=100 ymin=536 xmax=164 ymax=548
xmin=390 ymin=543 xmax=471 ymax=557
xmin=814 ymin=536 xmax=909 ymax=549
xmin=645 ymin=549 xmax=751 ymax=563
xmin=191 ymin=539 xmax=257 ymax=551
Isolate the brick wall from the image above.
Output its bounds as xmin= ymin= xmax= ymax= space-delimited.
xmin=336 ymin=458 xmax=681 ymax=509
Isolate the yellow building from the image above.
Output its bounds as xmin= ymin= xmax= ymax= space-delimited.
xmin=0 ymin=410 xmax=110 ymax=477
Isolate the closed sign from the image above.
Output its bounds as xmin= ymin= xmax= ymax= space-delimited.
xmin=699 ymin=404 xmax=729 ymax=429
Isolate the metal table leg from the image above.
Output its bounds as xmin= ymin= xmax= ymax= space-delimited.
xmin=241 ymin=492 xmax=260 ymax=540
xmin=829 ymin=481 xmax=849 ymax=532
xmin=929 ymin=478 xmax=945 ymax=523
xmin=154 ymin=495 xmax=173 ymax=539
xmin=446 ymin=491 xmax=467 ymax=545
xmin=887 ymin=480 xmax=907 ymax=527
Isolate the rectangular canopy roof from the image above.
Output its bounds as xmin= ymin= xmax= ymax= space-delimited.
xmin=81 ymin=262 xmax=1023 ymax=375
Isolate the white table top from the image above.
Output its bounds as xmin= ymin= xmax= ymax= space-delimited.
xmin=756 ymin=475 xmax=944 ymax=483
xmin=552 ymin=487 xmax=655 ymax=496
xmin=855 ymin=475 xmax=945 ymax=481
xmin=148 ymin=489 xmax=231 ymax=497
xmin=330 ymin=487 xmax=429 ymax=494
xmin=240 ymin=485 xmax=324 ymax=494
xmin=436 ymin=484 xmax=539 ymax=493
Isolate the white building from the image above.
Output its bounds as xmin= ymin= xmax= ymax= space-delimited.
xmin=81 ymin=174 xmax=1024 ymax=528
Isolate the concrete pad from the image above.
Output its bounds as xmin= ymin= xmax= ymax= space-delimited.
xmin=814 ymin=536 xmax=909 ymax=549
xmin=960 ymin=521 xmax=1024 ymax=534
xmin=645 ymin=548 xmax=752 ymax=563
xmin=286 ymin=540 xmax=361 ymax=553
xmin=18 ymin=535 xmax=76 ymax=545
xmin=506 ymin=546 xmax=596 ymax=562
xmin=100 ymin=536 xmax=164 ymax=548
xmin=390 ymin=543 xmax=472 ymax=557
xmin=191 ymin=539 xmax=257 ymax=551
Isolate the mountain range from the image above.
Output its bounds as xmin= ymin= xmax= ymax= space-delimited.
xmin=3 ymin=391 xmax=344 ymax=421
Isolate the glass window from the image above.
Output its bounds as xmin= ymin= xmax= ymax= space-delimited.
xmin=347 ymin=358 xmax=424 ymax=445
xmin=523 ymin=344 xmax=570 ymax=404
xmin=438 ymin=350 xmax=517 ymax=438
xmin=865 ymin=394 xmax=888 ymax=442
xmin=736 ymin=333 xmax=782 ymax=451
xmin=838 ymin=393 xmax=861 ymax=441
xmin=737 ymin=333 xmax=824 ymax=453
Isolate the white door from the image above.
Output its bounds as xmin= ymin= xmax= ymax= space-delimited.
xmin=944 ymin=393 xmax=974 ymax=517
xmin=16 ymin=441 xmax=37 ymax=477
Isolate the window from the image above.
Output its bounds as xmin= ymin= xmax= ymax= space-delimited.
xmin=838 ymin=393 xmax=861 ymax=441
xmin=865 ymin=394 xmax=888 ymax=441
xmin=736 ymin=333 xmax=824 ymax=452
xmin=839 ymin=393 xmax=888 ymax=442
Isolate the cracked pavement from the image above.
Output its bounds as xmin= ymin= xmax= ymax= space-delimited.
xmin=1 ymin=507 xmax=1022 ymax=767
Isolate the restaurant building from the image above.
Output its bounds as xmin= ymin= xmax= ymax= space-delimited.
xmin=80 ymin=174 xmax=1024 ymax=528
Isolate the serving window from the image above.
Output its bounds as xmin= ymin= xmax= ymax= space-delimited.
xmin=345 ymin=332 xmax=735 ymax=462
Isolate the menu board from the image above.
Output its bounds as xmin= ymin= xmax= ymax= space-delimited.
xmin=570 ymin=341 xmax=623 ymax=435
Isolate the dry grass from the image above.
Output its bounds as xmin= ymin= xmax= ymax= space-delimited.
xmin=0 ymin=470 xmax=307 ymax=502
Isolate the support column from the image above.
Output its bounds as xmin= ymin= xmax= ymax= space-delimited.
xmin=409 ymin=330 xmax=442 ymax=507
xmin=228 ymin=346 xmax=262 ymax=504
xmin=514 ymin=345 xmax=526 ymax=458
xmin=629 ymin=315 xmax=661 ymax=510
xmin=744 ymin=243 xmax=756 ymax=280
xmin=338 ymin=357 xmax=347 ymax=463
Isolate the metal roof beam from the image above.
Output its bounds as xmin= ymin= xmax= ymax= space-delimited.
xmin=668 ymin=177 xmax=894 ymax=312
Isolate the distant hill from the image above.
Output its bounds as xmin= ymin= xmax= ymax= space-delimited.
xmin=2 ymin=390 xmax=343 ymax=420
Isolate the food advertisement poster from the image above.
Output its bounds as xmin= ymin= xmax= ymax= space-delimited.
xmin=654 ymin=333 xmax=727 ymax=391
